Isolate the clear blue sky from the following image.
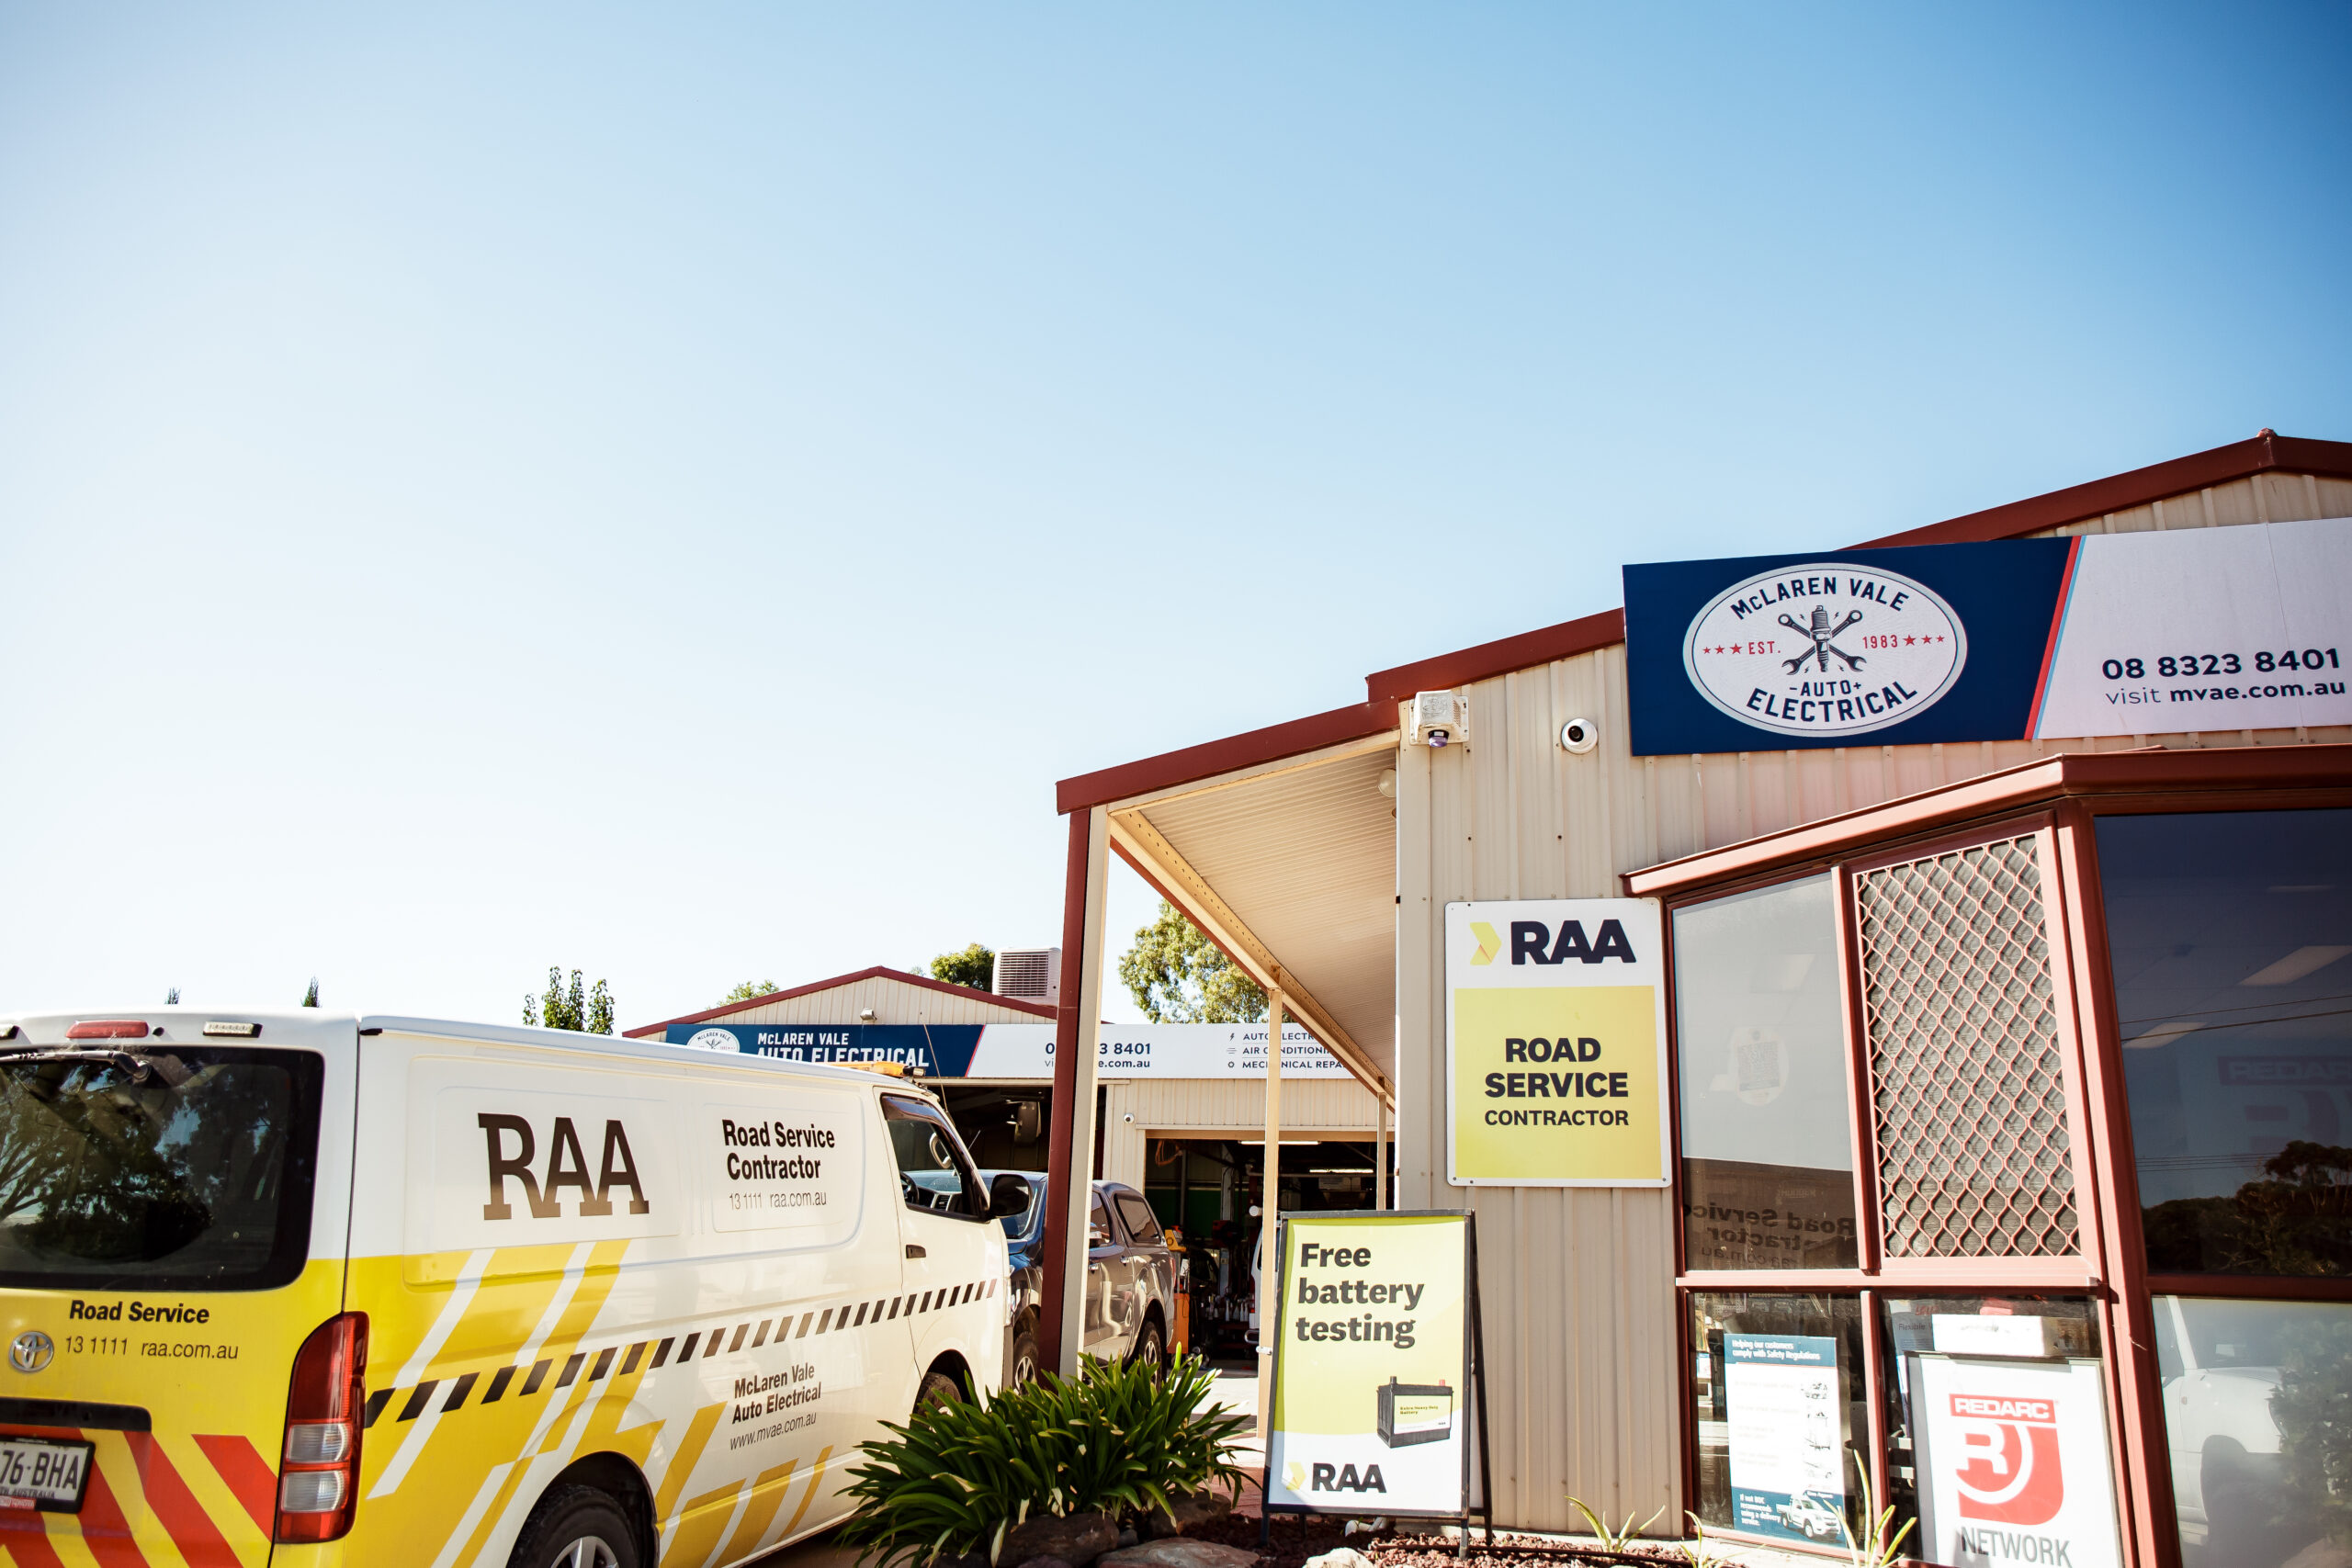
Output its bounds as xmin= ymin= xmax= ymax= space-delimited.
xmin=4 ymin=5 xmax=2347 ymax=1029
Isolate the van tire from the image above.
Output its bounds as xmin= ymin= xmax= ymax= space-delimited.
xmin=916 ymin=1369 xmax=963 ymax=1414
xmin=509 ymin=1483 xmax=641 ymax=1568
xmin=1009 ymin=1324 xmax=1043 ymax=1388
xmin=1129 ymin=1316 xmax=1167 ymax=1376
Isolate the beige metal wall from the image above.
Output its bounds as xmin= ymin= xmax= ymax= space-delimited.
xmin=1392 ymin=472 xmax=2352 ymax=1532
xmin=1098 ymin=1076 xmax=1383 ymax=1189
xmin=674 ymin=975 xmax=1046 ymax=1028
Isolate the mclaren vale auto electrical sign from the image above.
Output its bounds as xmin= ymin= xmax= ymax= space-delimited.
xmin=1623 ymin=516 xmax=2352 ymax=755
xmin=661 ymin=1021 xmax=1349 ymax=1079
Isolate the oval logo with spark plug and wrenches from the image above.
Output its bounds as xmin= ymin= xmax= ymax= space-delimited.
xmin=1681 ymin=560 xmax=1968 ymax=739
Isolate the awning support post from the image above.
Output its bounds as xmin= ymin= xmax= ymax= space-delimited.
xmin=1374 ymin=1090 xmax=1387 ymax=1210
xmin=1256 ymin=989 xmax=1283 ymax=1432
xmin=1040 ymin=806 xmax=1109 ymax=1380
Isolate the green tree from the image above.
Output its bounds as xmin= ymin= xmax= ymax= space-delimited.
xmin=301 ymin=977 xmax=319 ymax=1009
xmin=1118 ymin=902 xmax=1264 ymax=1023
xmin=926 ymin=943 xmax=995 ymax=992
xmin=722 ymin=979 xmax=780 ymax=1004
xmin=526 ymin=967 xmax=615 ymax=1034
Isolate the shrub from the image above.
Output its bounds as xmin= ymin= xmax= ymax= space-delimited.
xmin=840 ymin=1352 xmax=1251 ymax=1568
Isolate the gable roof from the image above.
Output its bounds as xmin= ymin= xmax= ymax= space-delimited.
xmin=622 ymin=965 xmax=1056 ymax=1038
xmin=1057 ymin=430 xmax=2352 ymax=814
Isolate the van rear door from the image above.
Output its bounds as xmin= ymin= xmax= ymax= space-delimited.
xmin=0 ymin=1014 xmax=355 ymax=1565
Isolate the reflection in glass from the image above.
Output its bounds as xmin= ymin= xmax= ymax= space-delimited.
xmin=0 ymin=1048 xmax=320 ymax=1291
xmin=1675 ymin=875 xmax=1858 ymax=1269
xmin=2154 ymin=1296 xmax=2352 ymax=1568
xmin=1688 ymin=1293 xmax=1865 ymax=1543
xmin=2097 ymin=810 xmax=2352 ymax=1274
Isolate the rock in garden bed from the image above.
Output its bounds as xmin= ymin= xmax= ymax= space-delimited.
xmin=1000 ymin=1510 xmax=1122 ymax=1568
xmin=1146 ymin=1490 xmax=1237 ymax=1540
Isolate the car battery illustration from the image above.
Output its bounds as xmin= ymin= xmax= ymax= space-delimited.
xmin=1376 ymin=1377 xmax=1454 ymax=1447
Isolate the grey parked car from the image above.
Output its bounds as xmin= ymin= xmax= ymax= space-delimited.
xmin=987 ymin=1171 xmax=1177 ymax=1387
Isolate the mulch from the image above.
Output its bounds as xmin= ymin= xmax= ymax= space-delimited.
xmin=1186 ymin=1511 xmax=1694 ymax=1568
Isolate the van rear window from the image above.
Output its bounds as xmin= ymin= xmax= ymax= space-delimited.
xmin=0 ymin=1047 xmax=322 ymax=1292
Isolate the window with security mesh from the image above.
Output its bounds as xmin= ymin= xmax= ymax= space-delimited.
xmin=1855 ymin=834 xmax=2079 ymax=1258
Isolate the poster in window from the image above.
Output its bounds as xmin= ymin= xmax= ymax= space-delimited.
xmin=1723 ymin=1334 xmax=1847 ymax=1545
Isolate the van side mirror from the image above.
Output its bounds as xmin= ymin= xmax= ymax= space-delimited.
xmin=987 ymin=1173 xmax=1034 ymax=1221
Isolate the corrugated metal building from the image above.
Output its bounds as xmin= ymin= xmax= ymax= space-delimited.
xmin=1041 ymin=432 xmax=2352 ymax=1566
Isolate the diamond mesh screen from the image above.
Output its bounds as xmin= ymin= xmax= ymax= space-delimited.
xmin=1856 ymin=835 xmax=2078 ymax=1258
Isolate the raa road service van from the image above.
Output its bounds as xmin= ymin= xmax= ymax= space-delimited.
xmin=0 ymin=1009 xmax=1031 ymax=1568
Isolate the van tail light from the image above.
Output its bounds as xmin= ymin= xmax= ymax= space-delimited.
xmin=276 ymin=1313 xmax=368 ymax=1544
xmin=65 ymin=1020 xmax=150 ymax=1040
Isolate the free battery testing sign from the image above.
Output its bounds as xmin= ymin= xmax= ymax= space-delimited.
xmin=1445 ymin=898 xmax=1669 ymax=1186
xmin=1264 ymin=1213 xmax=1478 ymax=1519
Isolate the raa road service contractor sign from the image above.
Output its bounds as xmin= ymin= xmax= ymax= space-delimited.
xmin=1444 ymin=898 xmax=1669 ymax=1187
xmin=1264 ymin=1212 xmax=1475 ymax=1518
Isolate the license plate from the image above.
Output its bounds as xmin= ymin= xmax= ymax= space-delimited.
xmin=0 ymin=1436 xmax=95 ymax=1512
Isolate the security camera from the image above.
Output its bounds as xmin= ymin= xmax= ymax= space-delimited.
xmin=1560 ymin=717 xmax=1599 ymax=754
xmin=1123 ymin=1111 xmax=1136 ymax=1123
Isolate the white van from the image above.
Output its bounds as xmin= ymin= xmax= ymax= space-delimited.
xmin=0 ymin=1008 xmax=1028 ymax=1568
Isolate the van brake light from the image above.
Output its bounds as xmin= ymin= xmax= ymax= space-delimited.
xmin=276 ymin=1313 xmax=368 ymax=1544
xmin=65 ymin=1021 xmax=149 ymax=1040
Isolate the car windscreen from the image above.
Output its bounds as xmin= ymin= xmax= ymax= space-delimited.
xmin=0 ymin=1047 xmax=323 ymax=1291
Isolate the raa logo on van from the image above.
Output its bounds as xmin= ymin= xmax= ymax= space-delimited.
xmin=479 ymin=1113 xmax=651 ymax=1221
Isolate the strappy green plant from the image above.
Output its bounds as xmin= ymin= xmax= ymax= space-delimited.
xmin=1566 ymin=1495 xmax=1666 ymax=1549
xmin=839 ymin=1352 xmax=1250 ymax=1568
xmin=1838 ymin=1467 xmax=1917 ymax=1568
xmin=1675 ymin=1511 xmax=1738 ymax=1566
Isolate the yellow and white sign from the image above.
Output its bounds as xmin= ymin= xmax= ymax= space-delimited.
xmin=1444 ymin=897 xmax=1670 ymax=1186
xmin=1264 ymin=1213 xmax=1473 ymax=1518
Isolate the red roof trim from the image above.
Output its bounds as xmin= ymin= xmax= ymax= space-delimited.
xmin=622 ymin=965 xmax=1056 ymax=1037
xmin=1055 ymin=433 xmax=2352 ymax=813
xmin=1055 ymin=701 xmax=1393 ymax=816
xmin=1365 ymin=608 xmax=1625 ymax=706
xmin=1853 ymin=431 xmax=2352 ymax=549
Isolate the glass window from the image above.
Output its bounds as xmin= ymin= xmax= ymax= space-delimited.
xmin=881 ymin=1096 xmax=980 ymax=1217
xmin=1088 ymin=1190 xmax=1114 ymax=1249
xmin=2096 ymin=809 xmax=2352 ymax=1275
xmin=1114 ymin=1191 xmax=1163 ymax=1246
xmin=1674 ymin=875 xmax=1859 ymax=1269
xmin=1877 ymin=1295 xmax=2102 ymax=1554
xmin=0 ymin=1047 xmax=322 ymax=1292
xmin=1688 ymin=1292 xmax=1866 ymax=1545
xmin=2154 ymin=1296 xmax=2352 ymax=1568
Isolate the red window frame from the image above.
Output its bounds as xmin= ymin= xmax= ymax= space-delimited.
xmin=1630 ymin=745 xmax=2352 ymax=1568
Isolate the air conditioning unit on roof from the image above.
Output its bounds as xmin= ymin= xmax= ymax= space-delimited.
xmin=994 ymin=947 xmax=1061 ymax=1006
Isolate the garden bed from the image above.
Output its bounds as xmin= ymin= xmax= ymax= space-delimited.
xmin=1186 ymin=1513 xmax=1702 ymax=1568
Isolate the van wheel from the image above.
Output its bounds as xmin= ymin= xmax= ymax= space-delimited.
xmin=1010 ymin=1325 xmax=1043 ymax=1388
xmin=916 ymin=1369 xmax=963 ymax=1415
xmin=509 ymin=1484 xmax=639 ymax=1568
xmin=1129 ymin=1317 xmax=1167 ymax=1376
